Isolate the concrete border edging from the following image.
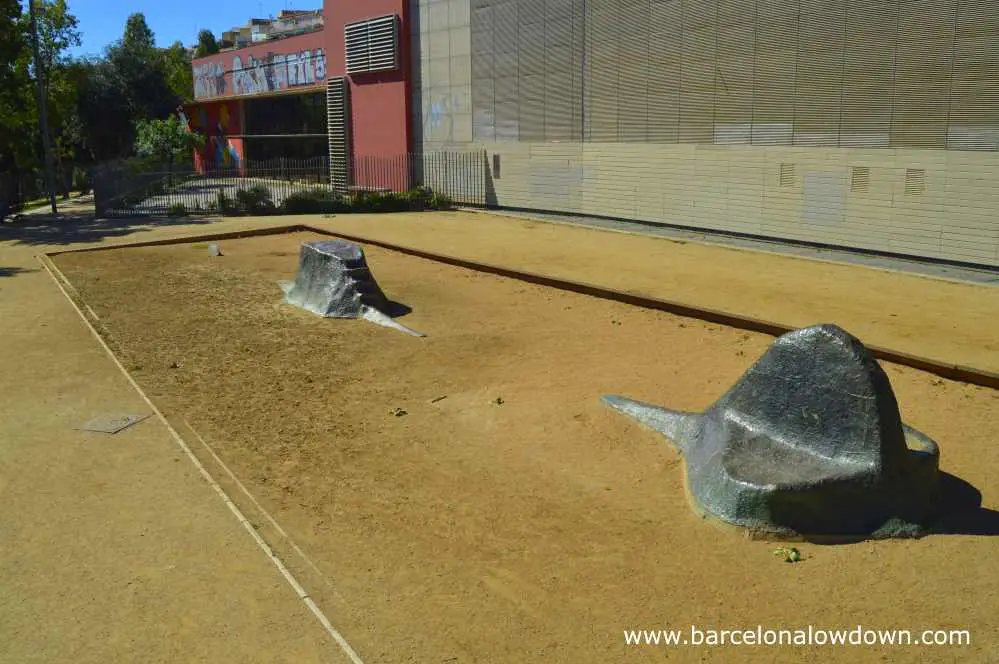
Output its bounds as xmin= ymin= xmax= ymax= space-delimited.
xmin=42 ymin=222 xmax=999 ymax=391
xmin=301 ymin=227 xmax=999 ymax=391
xmin=44 ymin=224 xmax=308 ymax=256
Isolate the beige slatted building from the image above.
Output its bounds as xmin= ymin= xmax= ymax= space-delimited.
xmin=412 ymin=0 xmax=999 ymax=266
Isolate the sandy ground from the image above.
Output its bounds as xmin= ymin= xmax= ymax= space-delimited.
xmin=53 ymin=230 xmax=999 ymax=663
xmin=0 ymin=237 xmax=348 ymax=662
xmin=321 ymin=212 xmax=999 ymax=378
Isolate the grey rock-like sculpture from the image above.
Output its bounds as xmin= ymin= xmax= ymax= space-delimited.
xmin=282 ymin=240 xmax=423 ymax=336
xmin=603 ymin=324 xmax=940 ymax=540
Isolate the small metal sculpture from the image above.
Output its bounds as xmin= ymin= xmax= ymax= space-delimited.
xmin=282 ymin=240 xmax=423 ymax=337
xmin=603 ymin=324 xmax=940 ymax=540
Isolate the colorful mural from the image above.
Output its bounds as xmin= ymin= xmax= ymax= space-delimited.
xmin=186 ymin=99 xmax=244 ymax=171
xmin=191 ymin=30 xmax=327 ymax=101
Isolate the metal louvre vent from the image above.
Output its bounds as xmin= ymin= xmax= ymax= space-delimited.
xmin=779 ymin=163 xmax=796 ymax=188
xmin=904 ymin=168 xmax=926 ymax=196
xmin=345 ymin=14 xmax=398 ymax=74
xmin=327 ymin=76 xmax=351 ymax=189
xmin=850 ymin=167 xmax=871 ymax=193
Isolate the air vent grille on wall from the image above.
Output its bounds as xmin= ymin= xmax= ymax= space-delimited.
xmin=904 ymin=168 xmax=926 ymax=196
xmin=850 ymin=166 xmax=871 ymax=193
xmin=345 ymin=14 xmax=399 ymax=74
xmin=779 ymin=163 xmax=796 ymax=187
xmin=327 ymin=76 xmax=351 ymax=189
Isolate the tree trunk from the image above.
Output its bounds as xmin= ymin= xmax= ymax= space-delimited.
xmin=57 ymin=156 xmax=69 ymax=199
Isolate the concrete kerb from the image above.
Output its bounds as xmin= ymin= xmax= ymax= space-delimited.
xmin=40 ymin=221 xmax=999 ymax=390
xmin=43 ymin=223 xmax=310 ymax=256
xmin=300 ymin=227 xmax=999 ymax=391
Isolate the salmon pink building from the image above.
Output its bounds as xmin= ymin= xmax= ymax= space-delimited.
xmin=186 ymin=0 xmax=999 ymax=268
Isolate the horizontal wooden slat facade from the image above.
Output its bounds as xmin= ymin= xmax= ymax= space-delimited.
xmin=412 ymin=0 xmax=999 ymax=266
xmin=462 ymin=0 xmax=999 ymax=150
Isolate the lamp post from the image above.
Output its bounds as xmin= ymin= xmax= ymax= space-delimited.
xmin=28 ymin=0 xmax=58 ymax=214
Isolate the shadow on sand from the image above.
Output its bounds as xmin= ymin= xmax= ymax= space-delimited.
xmin=0 ymin=266 xmax=37 ymax=278
xmin=0 ymin=210 xmax=215 ymax=248
xmin=383 ymin=300 xmax=413 ymax=318
xmin=931 ymin=472 xmax=999 ymax=537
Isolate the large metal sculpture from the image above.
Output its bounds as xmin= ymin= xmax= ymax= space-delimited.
xmin=282 ymin=240 xmax=423 ymax=336
xmin=603 ymin=324 xmax=940 ymax=540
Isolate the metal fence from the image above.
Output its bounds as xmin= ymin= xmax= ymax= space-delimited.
xmin=93 ymin=151 xmax=488 ymax=218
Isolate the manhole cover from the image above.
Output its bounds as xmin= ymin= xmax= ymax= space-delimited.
xmin=80 ymin=413 xmax=149 ymax=434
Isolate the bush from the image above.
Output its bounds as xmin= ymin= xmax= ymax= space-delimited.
xmin=71 ymin=166 xmax=91 ymax=195
xmin=353 ymin=187 xmax=453 ymax=212
xmin=352 ymin=190 xmax=393 ymax=213
xmin=402 ymin=186 xmax=433 ymax=209
xmin=203 ymin=184 xmax=454 ymax=217
xmin=351 ymin=189 xmax=423 ymax=213
xmin=428 ymin=191 xmax=453 ymax=210
xmin=166 ymin=202 xmax=188 ymax=217
xmin=215 ymin=191 xmax=234 ymax=214
xmin=281 ymin=188 xmax=347 ymax=214
xmin=234 ymin=185 xmax=275 ymax=214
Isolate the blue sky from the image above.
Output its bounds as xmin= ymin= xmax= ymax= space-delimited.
xmin=65 ymin=0 xmax=320 ymax=57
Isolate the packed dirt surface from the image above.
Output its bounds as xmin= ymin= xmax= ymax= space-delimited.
xmin=323 ymin=211 xmax=999 ymax=378
xmin=55 ymin=231 xmax=999 ymax=663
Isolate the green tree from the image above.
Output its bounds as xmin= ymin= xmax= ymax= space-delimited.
xmin=76 ymin=12 xmax=182 ymax=159
xmin=134 ymin=115 xmax=203 ymax=171
xmin=1 ymin=0 xmax=80 ymax=198
xmin=162 ymin=40 xmax=193 ymax=104
xmin=0 ymin=0 xmax=28 ymax=174
xmin=121 ymin=12 xmax=154 ymax=53
xmin=32 ymin=0 xmax=82 ymax=196
xmin=74 ymin=57 xmax=133 ymax=161
xmin=194 ymin=29 xmax=219 ymax=58
xmin=107 ymin=13 xmax=174 ymax=119
xmin=33 ymin=0 xmax=79 ymax=71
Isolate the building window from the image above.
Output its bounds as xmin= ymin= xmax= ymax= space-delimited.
xmin=344 ymin=15 xmax=399 ymax=75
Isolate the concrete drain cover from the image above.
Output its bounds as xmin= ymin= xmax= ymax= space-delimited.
xmin=80 ymin=413 xmax=149 ymax=434
xmin=602 ymin=324 xmax=941 ymax=540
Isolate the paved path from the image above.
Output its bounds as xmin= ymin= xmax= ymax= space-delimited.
xmin=495 ymin=209 xmax=999 ymax=285
xmin=0 ymin=214 xmax=350 ymax=663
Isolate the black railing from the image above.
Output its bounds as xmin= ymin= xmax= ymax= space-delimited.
xmin=93 ymin=151 xmax=487 ymax=218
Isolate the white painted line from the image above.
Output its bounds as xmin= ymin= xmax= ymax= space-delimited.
xmin=37 ymin=254 xmax=366 ymax=664
xmin=181 ymin=420 xmax=346 ymax=602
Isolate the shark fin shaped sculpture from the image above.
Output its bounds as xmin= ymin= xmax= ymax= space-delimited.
xmin=603 ymin=324 xmax=941 ymax=540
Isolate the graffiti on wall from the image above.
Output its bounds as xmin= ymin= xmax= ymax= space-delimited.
xmin=422 ymin=91 xmax=466 ymax=146
xmin=193 ymin=48 xmax=327 ymax=100
xmin=233 ymin=49 xmax=326 ymax=96
xmin=193 ymin=60 xmax=227 ymax=99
